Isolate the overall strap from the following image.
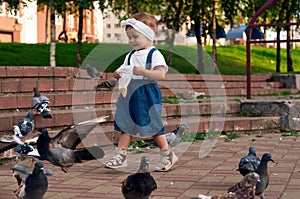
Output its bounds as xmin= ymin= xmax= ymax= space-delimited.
xmin=145 ymin=47 xmax=158 ymax=70
xmin=127 ymin=47 xmax=158 ymax=69
xmin=127 ymin=50 xmax=136 ymax=65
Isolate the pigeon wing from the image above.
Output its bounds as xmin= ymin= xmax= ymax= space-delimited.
xmin=31 ymin=97 xmax=41 ymax=109
xmin=52 ymin=116 xmax=108 ymax=149
xmin=11 ymin=165 xmax=30 ymax=186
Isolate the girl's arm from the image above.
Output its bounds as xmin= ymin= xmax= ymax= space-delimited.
xmin=133 ymin=65 xmax=166 ymax=80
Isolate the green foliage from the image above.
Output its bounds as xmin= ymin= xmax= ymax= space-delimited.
xmin=223 ymin=132 xmax=240 ymax=142
xmin=162 ymin=96 xmax=180 ymax=104
xmin=281 ymin=129 xmax=298 ymax=137
xmin=181 ymin=132 xmax=206 ymax=142
xmin=129 ymin=140 xmax=151 ymax=148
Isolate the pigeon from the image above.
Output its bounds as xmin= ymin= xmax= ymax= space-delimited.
xmin=238 ymin=146 xmax=261 ymax=176
xmin=94 ymin=77 xmax=118 ymax=91
xmin=86 ymin=64 xmax=102 ymax=78
xmin=11 ymin=162 xmax=53 ymax=199
xmin=122 ymin=156 xmax=157 ymax=199
xmin=145 ymin=124 xmax=188 ymax=147
xmin=31 ymin=87 xmax=52 ymax=119
xmin=254 ymin=153 xmax=274 ymax=199
xmin=176 ymin=91 xmax=205 ymax=100
xmin=14 ymin=144 xmax=40 ymax=159
xmin=165 ymin=123 xmax=188 ymax=147
xmin=0 ymin=126 xmax=39 ymax=154
xmin=17 ymin=112 xmax=35 ymax=136
xmin=13 ymin=125 xmax=24 ymax=144
xmin=36 ymin=116 xmax=108 ymax=172
xmin=196 ymin=172 xmax=260 ymax=199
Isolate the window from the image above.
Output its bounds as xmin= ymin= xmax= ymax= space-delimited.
xmin=68 ymin=14 xmax=74 ymax=28
xmin=8 ymin=9 xmax=18 ymax=18
xmin=56 ymin=15 xmax=62 ymax=25
xmin=106 ymin=24 xmax=111 ymax=29
xmin=114 ymin=24 xmax=120 ymax=28
xmin=106 ymin=33 xmax=111 ymax=38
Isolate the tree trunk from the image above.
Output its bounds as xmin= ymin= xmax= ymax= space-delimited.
xmin=76 ymin=6 xmax=84 ymax=68
xmin=50 ymin=0 xmax=56 ymax=67
xmin=194 ymin=16 xmax=204 ymax=74
xmin=129 ymin=0 xmax=138 ymax=14
xmin=276 ymin=28 xmax=280 ymax=73
xmin=45 ymin=5 xmax=49 ymax=44
xmin=212 ymin=0 xmax=218 ymax=74
xmin=286 ymin=25 xmax=293 ymax=72
xmin=286 ymin=0 xmax=294 ymax=72
xmin=167 ymin=0 xmax=183 ymax=68
xmin=167 ymin=30 xmax=176 ymax=67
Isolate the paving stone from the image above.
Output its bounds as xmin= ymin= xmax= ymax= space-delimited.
xmin=0 ymin=133 xmax=299 ymax=198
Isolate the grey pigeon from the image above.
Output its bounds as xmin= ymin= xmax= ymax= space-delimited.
xmin=18 ymin=112 xmax=35 ymax=136
xmin=94 ymin=77 xmax=118 ymax=91
xmin=176 ymin=91 xmax=205 ymax=100
xmin=86 ymin=64 xmax=102 ymax=78
xmin=165 ymin=124 xmax=189 ymax=147
xmin=122 ymin=156 xmax=157 ymax=199
xmin=145 ymin=124 xmax=188 ymax=147
xmin=12 ymin=162 xmax=53 ymax=199
xmin=36 ymin=116 xmax=107 ymax=172
xmin=31 ymin=87 xmax=52 ymax=119
xmin=198 ymin=172 xmax=260 ymax=199
xmin=238 ymin=146 xmax=261 ymax=176
xmin=254 ymin=153 xmax=274 ymax=199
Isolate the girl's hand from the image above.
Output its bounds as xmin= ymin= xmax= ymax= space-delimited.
xmin=133 ymin=66 xmax=145 ymax=76
xmin=113 ymin=71 xmax=121 ymax=78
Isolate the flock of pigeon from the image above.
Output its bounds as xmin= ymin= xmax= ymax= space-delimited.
xmin=0 ymin=85 xmax=109 ymax=198
xmin=0 ymin=67 xmax=275 ymax=199
xmin=192 ymin=146 xmax=274 ymax=199
xmin=118 ymin=145 xmax=274 ymax=199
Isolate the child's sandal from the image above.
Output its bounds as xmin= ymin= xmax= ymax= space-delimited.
xmin=105 ymin=150 xmax=127 ymax=169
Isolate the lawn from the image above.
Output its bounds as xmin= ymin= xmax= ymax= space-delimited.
xmin=0 ymin=42 xmax=299 ymax=75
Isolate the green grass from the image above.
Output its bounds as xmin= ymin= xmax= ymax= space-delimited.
xmin=1 ymin=43 xmax=300 ymax=75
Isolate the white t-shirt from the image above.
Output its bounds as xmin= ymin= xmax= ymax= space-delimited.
xmin=118 ymin=47 xmax=168 ymax=79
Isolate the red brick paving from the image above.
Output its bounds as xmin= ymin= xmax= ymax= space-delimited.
xmin=0 ymin=133 xmax=299 ymax=199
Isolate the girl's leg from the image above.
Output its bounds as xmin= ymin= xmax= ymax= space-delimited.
xmin=118 ymin=133 xmax=131 ymax=150
xmin=105 ymin=133 xmax=131 ymax=169
xmin=153 ymin=135 xmax=178 ymax=172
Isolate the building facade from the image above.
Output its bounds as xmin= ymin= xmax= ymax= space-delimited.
xmin=0 ymin=1 xmax=189 ymax=45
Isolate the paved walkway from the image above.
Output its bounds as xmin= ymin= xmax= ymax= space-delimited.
xmin=0 ymin=132 xmax=299 ymax=199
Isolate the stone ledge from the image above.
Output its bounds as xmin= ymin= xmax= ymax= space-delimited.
xmin=241 ymin=99 xmax=300 ymax=131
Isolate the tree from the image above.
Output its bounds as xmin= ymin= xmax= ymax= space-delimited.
xmin=162 ymin=0 xmax=186 ymax=66
xmin=49 ymin=0 xmax=56 ymax=67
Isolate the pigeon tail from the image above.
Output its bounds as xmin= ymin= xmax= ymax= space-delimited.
xmin=33 ymin=87 xmax=41 ymax=97
xmin=74 ymin=146 xmax=105 ymax=162
xmin=41 ymin=110 xmax=53 ymax=119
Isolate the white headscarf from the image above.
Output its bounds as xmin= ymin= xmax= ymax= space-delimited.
xmin=120 ymin=18 xmax=155 ymax=41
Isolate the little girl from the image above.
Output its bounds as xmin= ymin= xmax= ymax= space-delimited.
xmin=104 ymin=12 xmax=178 ymax=172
